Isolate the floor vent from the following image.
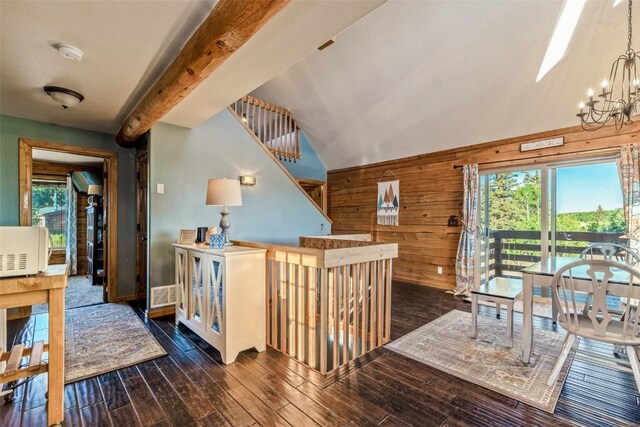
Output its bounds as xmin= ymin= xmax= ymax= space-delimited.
xmin=150 ymin=285 xmax=177 ymax=309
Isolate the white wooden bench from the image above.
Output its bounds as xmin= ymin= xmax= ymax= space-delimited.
xmin=471 ymin=277 xmax=523 ymax=347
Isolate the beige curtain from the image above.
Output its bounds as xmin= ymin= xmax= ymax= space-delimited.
xmin=617 ymin=144 xmax=640 ymax=253
xmin=455 ymin=164 xmax=479 ymax=296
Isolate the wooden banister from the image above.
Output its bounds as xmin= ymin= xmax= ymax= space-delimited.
xmin=231 ymin=95 xmax=301 ymax=162
xmin=235 ymin=238 xmax=398 ymax=375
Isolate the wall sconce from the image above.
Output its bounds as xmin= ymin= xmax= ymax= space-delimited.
xmin=448 ymin=215 xmax=459 ymax=227
xmin=239 ymin=175 xmax=256 ymax=186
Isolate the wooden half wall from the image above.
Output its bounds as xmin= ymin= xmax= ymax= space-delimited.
xmin=327 ymin=122 xmax=640 ymax=289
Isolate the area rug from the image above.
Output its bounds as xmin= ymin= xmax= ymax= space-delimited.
xmin=32 ymin=275 xmax=103 ymax=314
xmin=386 ymin=309 xmax=577 ymax=413
xmin=65 ymin=303 xmax=166 ymax=383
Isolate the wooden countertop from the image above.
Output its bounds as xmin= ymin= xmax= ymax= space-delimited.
xmin=0 ymin=264 xmax=68 ymax=295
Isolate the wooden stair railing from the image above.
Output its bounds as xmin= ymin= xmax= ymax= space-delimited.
xmin=227 ymin=101 xmax=332 ymax=224
xmin=231 ymin=95 xmax=301 ymax=162
xmin=234 ymin=236 xmax=398 ymax=375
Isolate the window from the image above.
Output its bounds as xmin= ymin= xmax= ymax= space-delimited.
xmin=32 ymin=179 xmax=67 ymax=249
xmin=477 ymin=158 xmax=625 ymax=283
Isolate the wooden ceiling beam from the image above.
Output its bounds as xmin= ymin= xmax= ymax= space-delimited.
xmin=116 ymin=0 xmax=290 ymax=147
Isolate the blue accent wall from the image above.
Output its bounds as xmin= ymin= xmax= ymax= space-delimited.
xmin=148 ymin=109 xmax=331 ymax=289
xmin=0 ymin=115 xmax=137 ymax=297
xmin=279 ymin=131 xmax=326 ymax=181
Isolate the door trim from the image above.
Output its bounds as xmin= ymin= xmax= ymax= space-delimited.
xmin=18 ymin=138 xmax=119 ymax=302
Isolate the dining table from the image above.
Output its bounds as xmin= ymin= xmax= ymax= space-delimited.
xmin=520 ymin=256 xmax=640 ymax=364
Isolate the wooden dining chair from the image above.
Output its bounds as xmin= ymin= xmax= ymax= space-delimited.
xmin=580 ymin=243 xmax=640 ymax=264
xmin=546 ymin=259 xmax=640 ymax=393
xmin=579 ymin=243 xmax=640 ymax=315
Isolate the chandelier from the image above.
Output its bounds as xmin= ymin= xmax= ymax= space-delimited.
xmin=578 ymin=0 xmax=639 ymax=131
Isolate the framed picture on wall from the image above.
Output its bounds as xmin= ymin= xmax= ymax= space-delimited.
xmin=178 ymin=229 xmax=196 ymax=244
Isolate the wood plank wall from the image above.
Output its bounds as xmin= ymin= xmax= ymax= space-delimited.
xmin=327 ymin=122 xmax=640 ymax=289
xmin=32 ymin=161 xmax=100 ymax=275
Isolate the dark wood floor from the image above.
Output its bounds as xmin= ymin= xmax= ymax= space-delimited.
xmin=2 ymin=281 xmax=639 ymax=426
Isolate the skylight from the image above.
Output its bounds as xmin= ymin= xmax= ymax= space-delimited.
xmin=536 ymin=0 xmax=587 ymax=82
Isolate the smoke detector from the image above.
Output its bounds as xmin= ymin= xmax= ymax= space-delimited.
xmin=56 ymin=43 xmax=83 ymax=61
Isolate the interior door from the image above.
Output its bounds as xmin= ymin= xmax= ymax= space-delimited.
xmin=102 ymin=160 xmax=109 ymax=303
xmin=136 ymin=143 xmax=149 ymax=305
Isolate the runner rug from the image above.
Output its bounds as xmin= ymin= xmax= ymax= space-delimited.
xmin=65 ymin=303 xmax=166 ymax=383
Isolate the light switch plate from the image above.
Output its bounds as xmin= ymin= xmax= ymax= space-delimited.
xmin=157 ymin=183 xmax=165 ymax=194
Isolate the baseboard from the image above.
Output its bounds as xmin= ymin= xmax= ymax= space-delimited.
xmin=146 ymin=305 xmax=175 ymax=319
xmin=393 ymin=278 xmax=454 ymax=291
xmin=110 ymin=294 xmax=138 ymax=303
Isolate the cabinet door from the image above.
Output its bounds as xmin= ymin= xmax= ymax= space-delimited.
xmin=189 ymin=251 xmax=205 ymax=328
xmin=175 ymin=248 xmax=188 ymax=317
xmin=205 ymin=255 xmax=225 ymax=335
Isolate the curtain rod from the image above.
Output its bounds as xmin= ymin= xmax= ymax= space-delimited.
xmin=452 ymin=147 xmax=620 ymax=169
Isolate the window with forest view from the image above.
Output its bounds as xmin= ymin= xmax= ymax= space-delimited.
xmin=486 ymin=163 xmax=624 ymax=234
xmin=556 ymin=163 xmax=624 ymax=233
xmin=32 ymin=180 xmax=67 ymax=249
xmin=478 ymin=161 xmax=626 ymax=282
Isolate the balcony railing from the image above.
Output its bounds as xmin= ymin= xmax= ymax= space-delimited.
xmin=485 ymin=230 xmax=627 ymax=278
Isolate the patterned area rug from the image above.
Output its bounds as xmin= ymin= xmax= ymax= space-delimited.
xmin=65 ymin=303 xmax=166 ymax=383
xmin=32 ymin=275 xmax=103 ymax=314
xmin=386 ymin=310 xmax=577 ymax=413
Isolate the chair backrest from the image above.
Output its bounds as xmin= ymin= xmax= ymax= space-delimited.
xmin=552 ymin=259 xmax=640 ymax=345
xmin=580 ymin=243 xmax=640 ymax=263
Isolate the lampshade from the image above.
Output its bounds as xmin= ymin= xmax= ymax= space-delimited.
xmin=87 ymin=185 xmax=103 ymax=196
xmin=206 ymin=179 xmax=242 ymax=206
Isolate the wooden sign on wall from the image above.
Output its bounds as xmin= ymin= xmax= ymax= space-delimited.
xmin=520 ymin=137 xmax=564 ymax=152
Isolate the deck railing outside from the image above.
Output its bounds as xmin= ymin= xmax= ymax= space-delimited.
xmin=486 ymin=230 xmax=627 ymax=279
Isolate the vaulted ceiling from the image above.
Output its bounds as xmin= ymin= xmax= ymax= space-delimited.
xmin=0 ymin=0 xmax=384 ymax=134
xmin=252 ymin=0 xmax=633 ymax=170
xmin=1 ymin=0 xmax=631 ymax=170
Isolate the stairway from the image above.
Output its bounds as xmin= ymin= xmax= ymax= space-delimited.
xmin=228 ymin=96 xmax=331 ymax=222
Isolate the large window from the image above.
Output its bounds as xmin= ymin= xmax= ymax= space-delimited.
xmin=477 ymin=158 xmax=625 ymax=283
xmin=32 ymin=179 xmax=67 ymax=249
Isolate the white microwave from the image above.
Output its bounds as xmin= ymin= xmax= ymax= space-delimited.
xmin=0 ymin=226 xmax=50 ymax=277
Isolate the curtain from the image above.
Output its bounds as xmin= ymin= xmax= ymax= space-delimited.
xmin=455 ymin=164 xmax=479 ymax=297
xmin=65 ymin=176 xmax=78 ymax=275
xmin=617 ymin=144 xmax=640 ymax=253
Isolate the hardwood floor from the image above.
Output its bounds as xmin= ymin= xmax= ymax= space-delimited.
xmin=1 ymin=282 xmax=639 ymax=426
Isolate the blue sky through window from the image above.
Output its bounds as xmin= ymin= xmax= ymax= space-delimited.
xmin=556 ymin=162 xmax=622 ymax=213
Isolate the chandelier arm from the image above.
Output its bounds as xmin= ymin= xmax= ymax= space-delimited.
xmin=578 ymin=0 xmax=636 ymax=130
xmin=630 ymin=0 xmax=634 ymax=52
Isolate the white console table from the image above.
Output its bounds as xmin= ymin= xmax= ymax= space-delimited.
xmin=173 ymin=244 xmax=266 ymax=363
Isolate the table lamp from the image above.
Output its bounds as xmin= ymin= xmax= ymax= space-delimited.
xmin=206 ymin=178 xmax=242 ymax=246
xmin=87 ymin=185 xmax=103 ymax=196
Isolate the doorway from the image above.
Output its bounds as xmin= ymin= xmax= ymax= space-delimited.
xmin=476 ymin=158 xmax=625 ymax=285
xmin=18 ymin=138 xmax=119 ymax=303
